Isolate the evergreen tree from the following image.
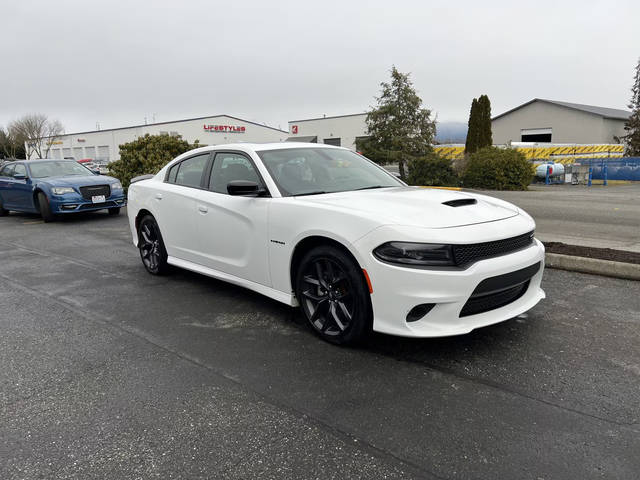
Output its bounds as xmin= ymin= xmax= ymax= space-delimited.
xmin=623 ymin=58 xmax=640 ymax=156
xmin=362 ymin=66 xmax=436 ymax=180
xmin=465 ymin=98 xmax=480 ymax=154
xmin=478 ymin=94 xmax=493 ymax=148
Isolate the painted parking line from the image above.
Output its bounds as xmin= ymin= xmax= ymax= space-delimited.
xmin=23 ymin=220 xmax=44 ymax=225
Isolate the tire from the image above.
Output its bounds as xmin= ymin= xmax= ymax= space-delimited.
xmin=295 ymin=245 xmax=372 ymax=345
xmin=138 ymin=215 xmax=169 ymax=275
xmin=0 ymin=196 xmax=8 ymax=216
xmin=37 ymin=192 xmax=55 ymax=223
xmin=108 ymin=207 xmax=121 ymax=216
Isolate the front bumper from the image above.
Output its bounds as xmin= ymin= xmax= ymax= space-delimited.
xmin=355 ymin=222 xmax=546 ymax=337
xmin=50 ymin=193 xmax=126 ymax=213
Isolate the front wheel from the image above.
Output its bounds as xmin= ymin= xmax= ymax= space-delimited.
xmin=37 ymin=192 xmax=55 ymax=222
xmin=295 ymin=245 xmax=372 ymax=345
xmin=108 ymin=207 xmax=121 ymax=216
xmin=138 ymin=215 xmax=169 ymax=275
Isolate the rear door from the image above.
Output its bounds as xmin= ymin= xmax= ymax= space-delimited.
xmin=194 ymin=151 xmax=271 ymax=285
xmin=152 ymin=153 xmax=211 ymax=264
xmin=0 ymin=164 xmax=15 ymax=207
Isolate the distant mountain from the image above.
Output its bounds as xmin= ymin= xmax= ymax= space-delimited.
xmin=435 ymin=121 xmax=467 ymax=144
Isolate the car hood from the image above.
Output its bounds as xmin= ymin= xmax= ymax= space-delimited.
xmin=40 ymin=175 xmax=118 ymax=187
xmin=295 ymin=187 xmax=519 ymax=228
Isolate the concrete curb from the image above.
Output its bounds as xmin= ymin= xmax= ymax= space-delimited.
xmin=545 ymin=252 xmax=640 ymax=281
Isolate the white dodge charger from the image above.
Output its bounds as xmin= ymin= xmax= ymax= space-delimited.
xmin=127 ymin=143 xmax=545 ymax=344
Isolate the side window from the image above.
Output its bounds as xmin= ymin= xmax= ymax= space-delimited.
xmin=13 ymin=164 xmax=26 ymax=178
xmin=173 ymin=154 xmax=209 ymax=188
xmin=167 ymin=163 xmax=179 ymax=184
xmin=1 ymin=164 xmax=14 ymax=177
xmin=209 ymin=153 xmax=261 ymax=194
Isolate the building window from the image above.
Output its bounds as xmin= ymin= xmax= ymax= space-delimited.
xmin=324 ymin=137 xmax=341 ymax=146
xmin=521 ymin=128 xmax=552 ymax=142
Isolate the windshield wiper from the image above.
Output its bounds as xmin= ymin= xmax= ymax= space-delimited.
xmin=294 ymin=191 xmax=328 ymax=197
xmin=354 ymin=185 xmax=392 ymax=191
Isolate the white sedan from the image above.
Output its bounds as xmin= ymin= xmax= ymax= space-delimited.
xmin=127 ymin=143 xmax=545 ymax=344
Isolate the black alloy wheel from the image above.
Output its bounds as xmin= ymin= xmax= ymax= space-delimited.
xmin=295 ymin=245 xmax=372 ymax=345
xmin=37 ymin=192 xmax=55 ymax=222
xmin=138 ymin=215 xmax=169 ymax=275
xmin=0 ymin=196 xmax=8 ymax=216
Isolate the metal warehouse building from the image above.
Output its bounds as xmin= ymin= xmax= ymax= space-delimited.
xmin=286 ymin=113 xmax=368 ymax=150
xmin=33 ymin=114 xmax=288 ymax=162
xmin=492 ymin=98 xmax=630 ymax=145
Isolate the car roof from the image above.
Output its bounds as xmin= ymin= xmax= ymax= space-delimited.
xmin=192 ymin=142 xmax=344 ymax=154
xmin=23 ymin=159 xmax=76 ymax=163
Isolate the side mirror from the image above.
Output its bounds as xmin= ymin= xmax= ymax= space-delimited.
xmin=13 ymin=174 xmax=26 ymax=180
xmin=227 ymin=180 xmax=266 ymax=196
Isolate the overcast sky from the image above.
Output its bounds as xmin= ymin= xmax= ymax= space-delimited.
xmin=2 ymin=0 xmax=638 ymax=134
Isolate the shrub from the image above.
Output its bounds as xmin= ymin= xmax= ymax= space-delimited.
xmin=462 ymin=147 xmax=533 ymax=190
xmin=406 ymin=152 xmax=459 ymax=186
xmin=108 ymin=134 xmax=202 ymax=190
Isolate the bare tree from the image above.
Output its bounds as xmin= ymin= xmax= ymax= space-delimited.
xmin=10 ymin=114 xmax=65 ymax=159
xmin=1 ymin=126 xmax=23 ymax=159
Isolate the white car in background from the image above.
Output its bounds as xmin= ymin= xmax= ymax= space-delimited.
xmin=127 ymin=143 xmax=545 ymax=344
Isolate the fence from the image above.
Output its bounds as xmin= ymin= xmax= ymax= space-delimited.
xmin=590 ymin=157 xmax=640 ymax=181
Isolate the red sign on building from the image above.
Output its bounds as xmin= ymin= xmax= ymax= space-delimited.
xmin=291 ymin=125 xmax=298 ymax=134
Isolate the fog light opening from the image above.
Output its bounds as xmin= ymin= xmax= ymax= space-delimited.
xmin=61 ymin=204 xmax=78 ymax=210
xmin=406 ymin=303 xmax=435 ymax=323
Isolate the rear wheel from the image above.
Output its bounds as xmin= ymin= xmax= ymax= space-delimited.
xmin=108 ymin=207 xmax=121 ymax=216
xmin=295 ymin=245 xmax=372 ymax=345
xmin=138 ymin=215 xmax=169 ymax=275
xmin=0 ymin=196 xmax=8 ymax=216
xmin=37 ymin=192 xmax=55 ymax=222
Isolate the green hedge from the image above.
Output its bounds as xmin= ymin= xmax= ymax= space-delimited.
xmin=406 ymin=152 xmax=459 ymax=186
xmin=108 ymin=134 xmax=201 ymax=190
xmin=462 ymin=147 xmax=533 ymax=190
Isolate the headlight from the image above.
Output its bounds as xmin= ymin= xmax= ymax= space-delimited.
xmin=52 ymin=187 xmax=75 ymax=195
xmin=373 ymin=242 xmax=455 ymax=266
xmin=111 ymin=181 xmax=122 ymax=190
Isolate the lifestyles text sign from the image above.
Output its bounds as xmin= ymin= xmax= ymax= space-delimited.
xmin=203 ymin=124 xmax=246 ymax=133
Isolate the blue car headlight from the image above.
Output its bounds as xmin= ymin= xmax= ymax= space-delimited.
xmin=111 ymin=181 xmax=123 ymax=190
xmin=52 ymin=187 xmax=75 ymax=195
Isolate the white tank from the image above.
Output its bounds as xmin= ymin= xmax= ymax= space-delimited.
xmin=535 ymin=163 xmax=565 ymax=178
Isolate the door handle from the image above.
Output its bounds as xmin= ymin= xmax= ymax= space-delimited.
xmin=198 ymin=205 xmax=208 ymax=214
xmin=154 ymin=193 xmax=163 ymax=200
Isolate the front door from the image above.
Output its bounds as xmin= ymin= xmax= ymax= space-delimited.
xmin=194 ymin=151 xmax=271 ymax=286
xmin=10 ymin=164 xmax=35 ymax=210
xmin=153 ymin=153 xmax=211 ymax=265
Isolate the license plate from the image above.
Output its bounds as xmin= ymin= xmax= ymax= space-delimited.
xmin=92 ymin=195 xmax=106 ymax=203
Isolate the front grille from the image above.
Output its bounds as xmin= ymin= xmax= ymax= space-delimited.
xmin=460 ymin=262 xmax=540 ymax=317
xmin=79 ymin=184 xmax=110 ymax=200
xmin=453 ymin=231 xmax=534 ymax=267
xmin=460 ymin=281 xmax=530 ymax=317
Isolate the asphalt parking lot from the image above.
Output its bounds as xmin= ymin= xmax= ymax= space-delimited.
xmin=1 ymin=210 xmax=639 ymax=479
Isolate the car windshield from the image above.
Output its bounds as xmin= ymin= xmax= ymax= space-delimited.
xmin=29 ymin=161 xmax=93 ymax=178
xmin=257 ymin=147 xmax=402 ymax=196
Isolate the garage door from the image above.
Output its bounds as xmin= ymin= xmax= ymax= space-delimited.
xmin=73 ymin=147 xmax=83 ymax=160
xmin=63 ymin=148 xmax=72 ymax=158
xmin=97 ymin=146 xmax=109 ymax=162
xmin=84 ymin=146 xmax=95 ymax=160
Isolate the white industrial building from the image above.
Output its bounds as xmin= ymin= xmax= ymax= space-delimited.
xmin=286 ymin=113 xmax=368 ymax=150
xmin=33 ymin=114 xmax=288 ymax=162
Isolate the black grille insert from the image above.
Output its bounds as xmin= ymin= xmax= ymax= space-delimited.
xmin=79 ymin=184 xmax=110 ymax=200
xmin=453 ymin=231 xmax=534 ymax=267
xmin=460 ymin=262 xmax=540 ymax=317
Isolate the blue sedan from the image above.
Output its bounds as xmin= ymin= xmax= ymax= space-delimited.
xmin=0 ymin=159 xmax=126 ymax=222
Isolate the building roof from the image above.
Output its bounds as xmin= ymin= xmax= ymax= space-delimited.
xmin=45 ymin=114 xmax=288 ymax=138
xmin=288 ymin=113 xmax=367 ymax=123
xmin=492 ymin=98 xmax=631 ymax=121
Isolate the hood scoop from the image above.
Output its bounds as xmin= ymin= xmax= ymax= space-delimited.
xmin=442 ymin=198 xmax=477 ymax=207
